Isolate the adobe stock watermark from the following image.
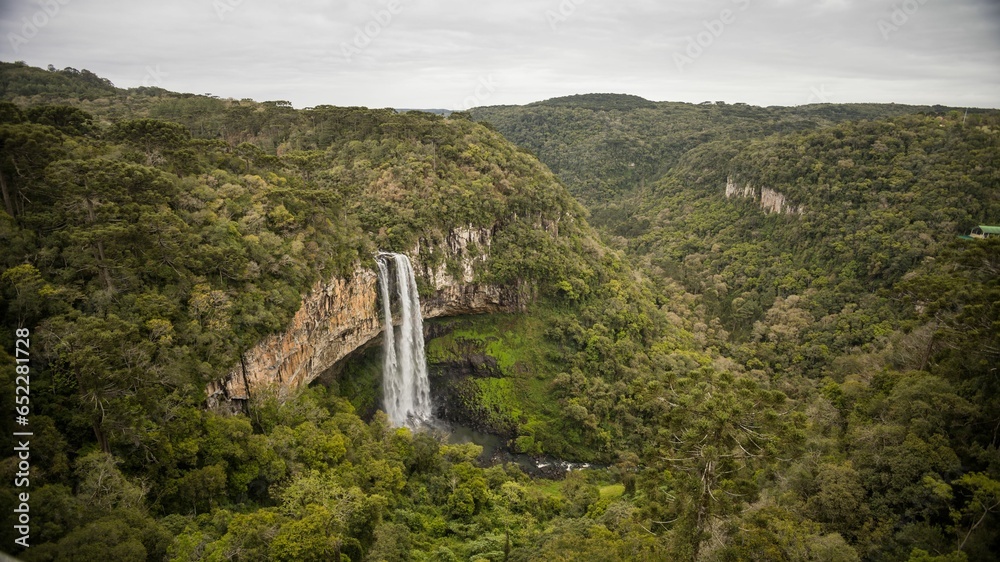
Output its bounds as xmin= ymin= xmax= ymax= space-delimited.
xmin=340 ymin=0 xmax=403 ymax=64
xmin=546 ymin=0 xmax=587 ymax=31
xmin=673 ymin=0 xmax=751 ymax=72
xmin=877 ymin=0 xmax=930 ymax=40
xmin=457 ymin=75 xmax=498 ymax=110
xmin=806 ymin=84 xmax=833 ymax=104
xmin=7 ymin=0 xmax=72 ymax=54
xmin=213 ymin=0 xmax=247 ymax=21
xmin=142 ymin=65 xmax=168 ymax=88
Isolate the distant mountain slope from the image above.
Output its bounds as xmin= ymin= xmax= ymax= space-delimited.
xmin=529 ymin=93 xmax=659 ymax=111
xmin=470 ymin=93 xmax=981 ymax=213
xmin=0 ymin=61 xmax=117 ymax=100
xmin=628 ymin=111 xmax=999 ymax=336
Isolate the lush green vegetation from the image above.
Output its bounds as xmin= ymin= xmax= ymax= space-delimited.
xmin=470 ymin=95 xmax=1000 ymax=560
xmin=0 ymin=62 xmax=726 ymax=560
xmin=1 ymin=62 xmax=998 ymax=561
xmin=470 ymin=95 xmax=983 ymax=214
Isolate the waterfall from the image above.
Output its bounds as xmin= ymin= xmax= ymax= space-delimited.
xmin=376 ymin=257 xmax=400 ymax=420
xmin=376 ymin=253 xmax=432 ymax=427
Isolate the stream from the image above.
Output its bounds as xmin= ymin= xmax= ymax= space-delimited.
xmin=423 ymin=419 xmax=601 ymax=479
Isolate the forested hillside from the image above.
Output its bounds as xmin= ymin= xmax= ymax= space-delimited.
xmin=473 ymin=95 xmax=1000 ymax=560
xmin=625 ymin=113 xmax=1000 ymax=561
xmin=0 ymin=63 xmax=719 ymax=561
xmin=0 ymin=62 xmax=998 ymax=561
xmin=469 ymin=94 xmax=966 ymax=213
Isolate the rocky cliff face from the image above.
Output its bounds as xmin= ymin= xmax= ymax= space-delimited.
xmin=420 ymin=225 xmax=526 ymax=318
xmin=725 ymin=176 xmax=803 ymax=215
xmin=206 ymin=225 xmax=525 ymax=410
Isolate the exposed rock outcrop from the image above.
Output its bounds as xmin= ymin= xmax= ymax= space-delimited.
xmin=206 ymin=225 xmax=525 ymax=410
xmin=724 ymin=176 xmax=755 ymax=199
xmin=725 ymin=176 xmax=803 ymax=215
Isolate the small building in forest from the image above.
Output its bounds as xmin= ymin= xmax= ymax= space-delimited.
xmin=969 ymin=225 xmax=1000 ymax=239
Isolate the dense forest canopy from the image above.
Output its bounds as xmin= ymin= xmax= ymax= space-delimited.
xmin=0 ymin=61 xmax=998 ymax=561
xmin=470 ymin=94 xmax=988 ymax=214
xmin=471 ymin=94 xmax=1000 ymax=561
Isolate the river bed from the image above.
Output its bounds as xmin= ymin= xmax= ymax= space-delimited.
xmin=422 ymin=419 xmax=601 ymax=479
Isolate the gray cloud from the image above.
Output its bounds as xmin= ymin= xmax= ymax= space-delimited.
xmin=1 ymin=0 xmax=997 ymax=108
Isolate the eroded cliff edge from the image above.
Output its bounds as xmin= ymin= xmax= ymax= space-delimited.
xmin=205 ymin=226 xmax=526 ymax=409
xmin=725 ymin=175 xmax=803 ymax=215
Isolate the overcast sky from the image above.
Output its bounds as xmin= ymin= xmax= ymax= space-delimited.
xmin=2 ymin=0 xmax=999 ymax=109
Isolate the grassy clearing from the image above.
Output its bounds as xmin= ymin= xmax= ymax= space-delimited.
xmin=599 ymin=484 xmax=625 ymax=500
xmin=531 ymin=479 xmax=563 ymax=499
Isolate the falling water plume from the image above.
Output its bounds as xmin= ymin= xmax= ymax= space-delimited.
xmin=376 ymin=252 xmax=432 ymax=427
